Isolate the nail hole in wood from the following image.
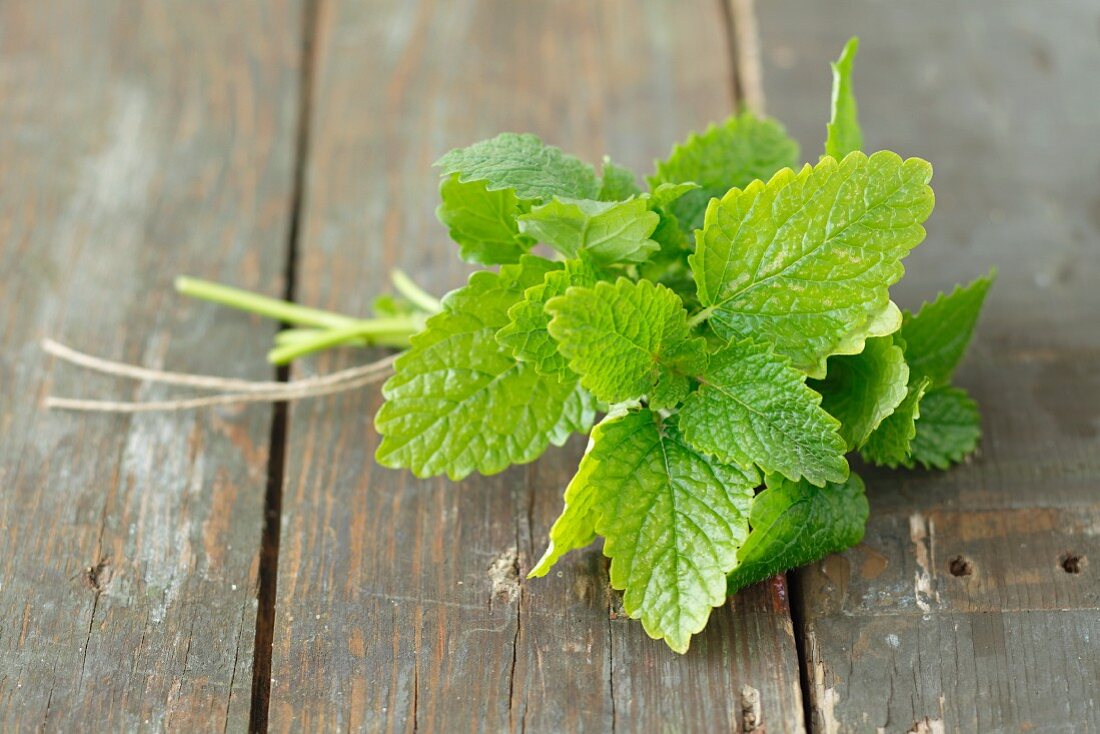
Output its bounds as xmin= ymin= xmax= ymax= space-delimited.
xmin=948 ymin=555 xmax=973 ymax=577
xmin=1060 ymin=552 xmax=1085 ymax=574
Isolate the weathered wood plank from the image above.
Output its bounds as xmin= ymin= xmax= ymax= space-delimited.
xmin=755 ymin=1 xmax=1100 ymax=730
xmin=270 ymin=0 xmax=804 ymax=730
xmin=0 ymin=2 xmax=302 ymax=729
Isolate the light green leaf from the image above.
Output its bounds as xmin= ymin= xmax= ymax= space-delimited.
xmin=572 ymin=410 xmax=757 ymax=653
xmin=650 ymin=112 xmax=800 ymax=232
xmin=901 ymin=271 xmax=995 ymax=386
xmin=647 ymin=181 xmax=700 ymax=209
xmin=518 ymin=197 xmax=660 ymax=264
xmin=861 ymin=375 xmax=932 ymax=468
xmin=528 ymin=411 xmax=618 ymax=578
xmin=825 ymin=37 xmax=863 ymax=160
xmin=598 ymin=158 xmax=642 ymax=201
xmin=810 ymin=336 xmax=909 ymax=450
xmin=496 ymin=256 xmax=607 ymax=377
xmin=820 ymin=299 xmax=904 ymax=378
xmin=546 ymin=278 xmax=705 ymax=409
xmin=550 ymin=381 xmax=600 ymax=445
xmin=692 ymin=151 xmax=935 ymax=377
xmin=436 ymin=132 xmax=599 ymax=201
xmin=436 ymin=174 xmax=534 ymax=265
xmin=727 ymin=472 xmax=868 ymax=595
xmin=375 ymin=256 xmax=596 ymax=479
xmin=441 ymin=255 xmax=560 ymax=325
xmin=678 ymin=339 xmax=848 ymax=486
xmin=908 ymin=386 xmax=981 ymax=469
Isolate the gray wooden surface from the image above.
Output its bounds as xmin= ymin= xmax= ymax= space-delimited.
xmin=0 ymin=0 xmax=1097 ymax=731
xmin=0 ymin=0 xmax=302 ymax=730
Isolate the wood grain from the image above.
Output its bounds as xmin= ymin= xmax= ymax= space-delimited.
xmin=269 ymin=0 xmax=804 ymax=731
xmin=0 ymin=1 xmax=302 ymax=729
xmin=755 ymin=1 xmax=1100 ymax=730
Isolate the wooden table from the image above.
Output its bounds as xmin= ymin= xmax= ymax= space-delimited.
xmin=2 ymin=1 xmax=1097 ymax=731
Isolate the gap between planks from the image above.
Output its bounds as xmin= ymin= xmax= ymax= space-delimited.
xmin=248 ymin=0 xmax=323 ymax=731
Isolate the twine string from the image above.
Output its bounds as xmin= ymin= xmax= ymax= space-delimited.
xmin=41 ymin=339 xmax=397 ymax=412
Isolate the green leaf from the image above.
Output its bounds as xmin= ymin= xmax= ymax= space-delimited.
xmin=825 ymin=37 xmax=863 ymax=160
xmin=810 ymin=336 xmax=909 ymax=450
xmin=436 ymin=174 xmax=534 ymax=265
xmin=639 ymin=213 xmax=692 ymax=286
xmin=860 ymin=375 xmax=932 ymax=468
xmin=496 ymin=255 xmax=607 ymax=377
xmin=860 ymin=273 xmax=992 ymax=469
xmin=598 ymin=158 xmax=642 ymax=201
xmin=692 ymin=150 xmax=935 ymax=377
xmin=375 ymin=256 xmax=596 ymax=479
xmin=647 ymin=181 xmax=700 ymax=209
xmin=549 ymin=410 xmax=757 ymax=652
xmin=901 ymin=271 xmax=995 ymax=386
xmin=436 ymin=132 xmax=599 ymax=201
xmin=908 ymin=386 xmax=981 ymax=469
xmin=635 ymin=183 xmax=700 ymax=290
xmin=546 ymin=278 xmax=705 ymax=409
xmin=650 ymin=112 xmax=800 ymax=232
xmin=825 ymin=298 xmax=904 ymax=373
xmin=678 ymin=339 xmax=848 ymax=486
xmin=727 ymin=472 xmax=868 ymax=595
xmin=441 ymin=255 xmax=560 ymax=325
xmin=528 ymin=406 xmax=627 ymax=578
xmin=518 ymin=197 xmax=660 ymax=264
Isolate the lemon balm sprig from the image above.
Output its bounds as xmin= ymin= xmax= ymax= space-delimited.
xmin=48 ymin=37 xmax=993 ymax=654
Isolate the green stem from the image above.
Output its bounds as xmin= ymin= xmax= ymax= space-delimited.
xmin=273 ymin=328 xmax=355 ymax=346
xmin=391 ymin=269 xmax=443 ymax=314
xmin=175 ymin=276 xmax=361 ymax=329
xmin=274 ymin=327 xmax=414 ymax=349
xmin=177 ymin=274 xmax=439 ymax=364
xmin=266 ymin=319 xmax=419 ymax=365
xmin=687 ymin=306 xmax=714 ymax=329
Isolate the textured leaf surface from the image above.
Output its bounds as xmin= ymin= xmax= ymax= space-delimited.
xmin=518 ymin=197 xmax=660 ymax=264
xmin=810 ymin=336 xmax=909 ymax=449
xmin=692 ymin=151 xmax=934 ymax=377
xmin=375 ymin=257 xmax=595 ymax=479
xmin=496 ymin=256 xmax=606 ymax=377
xmin=678 ymin=339 xmax=848 ymax=486
xmin=580 ymin=410 xmax=757 ymax=652
xmin=908 ymin=386 xmax=981 ymax=469
xmin=825 ymin=37 xmax=862 ymax=160
xmin=547 ymin=278 xmax=705 ymax=409
xmin=727 ymin=473 xmax=868 ymax=595
xmin=650 ymin=113 xmax=800 ymax=232
xmin=901 ymin=271 xmax=994 ymax=386
xmin=598 ymin=158 xmax=642 ymax=201
xmin=436 ymin=174 xmax=533 ymax=265
xmin=861 ymin=375 xmax=932 ymax=467
xmin=435 ymin=132 xmax=599 ymax=201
